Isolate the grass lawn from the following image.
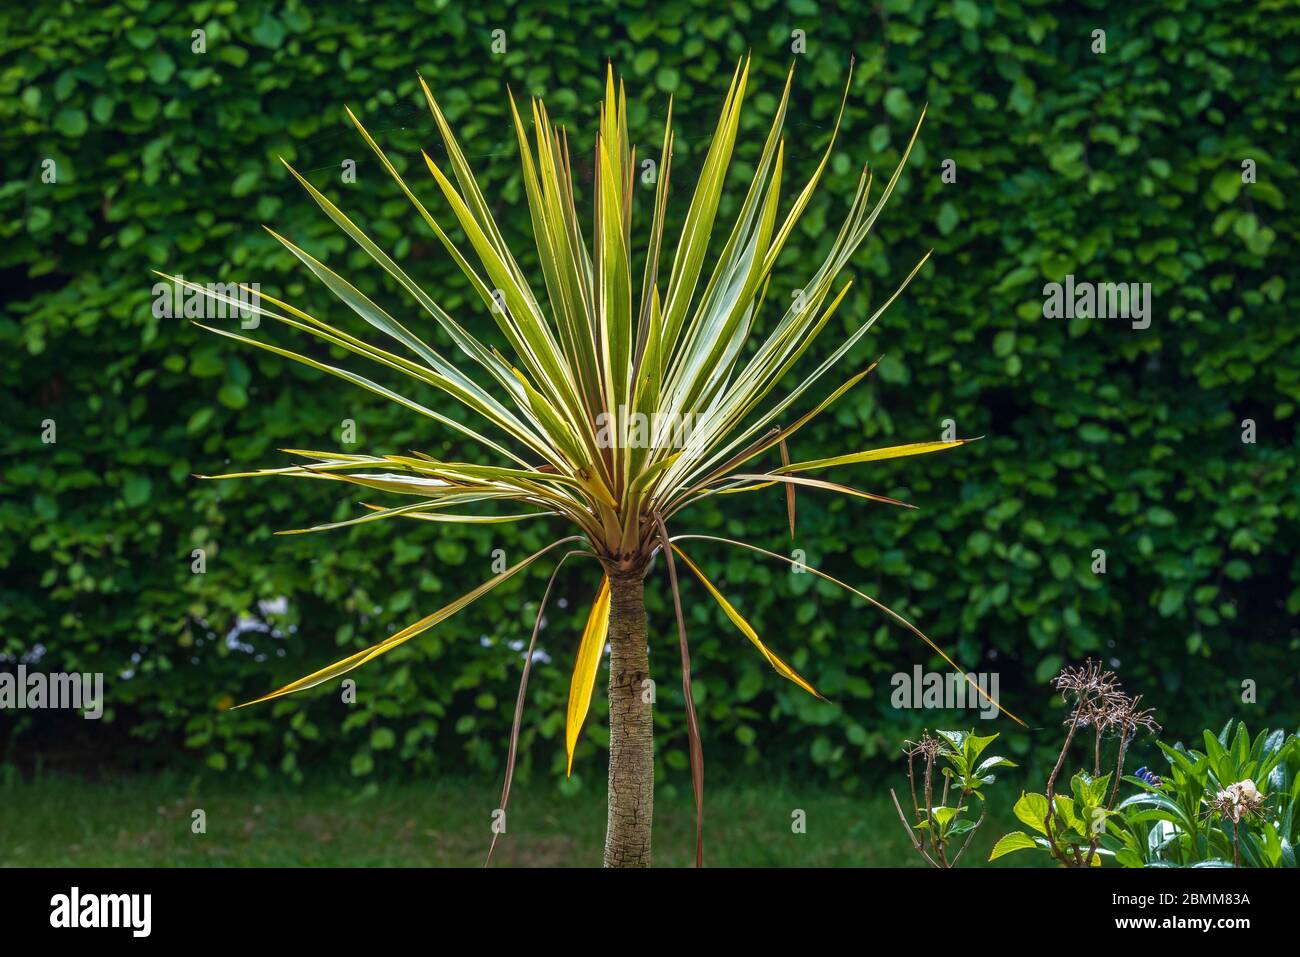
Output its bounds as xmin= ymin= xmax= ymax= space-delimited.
xmin=0 ymin=770 xmax=1029 ymax=867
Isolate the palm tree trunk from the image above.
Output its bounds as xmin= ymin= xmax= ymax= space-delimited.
xmin=603 ymin=569 xmax=653 ymax=867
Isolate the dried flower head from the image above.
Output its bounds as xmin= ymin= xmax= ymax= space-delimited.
xmin=1054 ymin=659 xmax=1119 ymax=699
xmin=1209 ymin=779 xmax=1267 ymax=824
xmin=902 ymin=731 xmax=947 ymax=761
xmin=1099 ymin=692 xmax=1161 ymax=741
xmin=1054 ymin=659 xmax=1127 ymax=728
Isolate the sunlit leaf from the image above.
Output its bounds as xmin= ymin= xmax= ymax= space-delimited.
xmin=565 ymin=577 xmax=612 ymax=775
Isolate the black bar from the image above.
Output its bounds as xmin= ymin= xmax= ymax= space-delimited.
xmin=1 ymin=865 xmax=1289 ymax=941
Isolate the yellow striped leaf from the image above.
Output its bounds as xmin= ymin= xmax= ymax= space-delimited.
xmin=566 ymin=577 xmax=612 ymax=775
xmin=671 ymin=545 xmax=821 ymax=699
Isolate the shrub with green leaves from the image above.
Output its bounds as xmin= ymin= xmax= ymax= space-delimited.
xmin=993 ymin=771 xmax=1115 ymax=866
xmin=891 ymin=728 xmax=1014 ymax=867
xmin=1109 ymin=720 xmax=1299 ymax=867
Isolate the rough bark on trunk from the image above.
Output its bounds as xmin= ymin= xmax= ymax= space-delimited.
xmin=603 ymin=569 xmax=653 ymax=867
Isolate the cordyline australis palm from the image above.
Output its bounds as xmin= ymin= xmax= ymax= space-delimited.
xmin=170 ymin=58 xmax=1008 ymax=868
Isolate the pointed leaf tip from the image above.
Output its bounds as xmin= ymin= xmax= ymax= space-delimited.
xmin=672 ymin=546 xmax=821 ymax=699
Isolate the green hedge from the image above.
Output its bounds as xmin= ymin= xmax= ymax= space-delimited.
xmin=3 ymin=0 xmax=1298 ymax=788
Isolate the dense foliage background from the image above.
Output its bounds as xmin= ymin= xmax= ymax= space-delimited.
xmin=3 ymin=0 xmax=1297 ymax=791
